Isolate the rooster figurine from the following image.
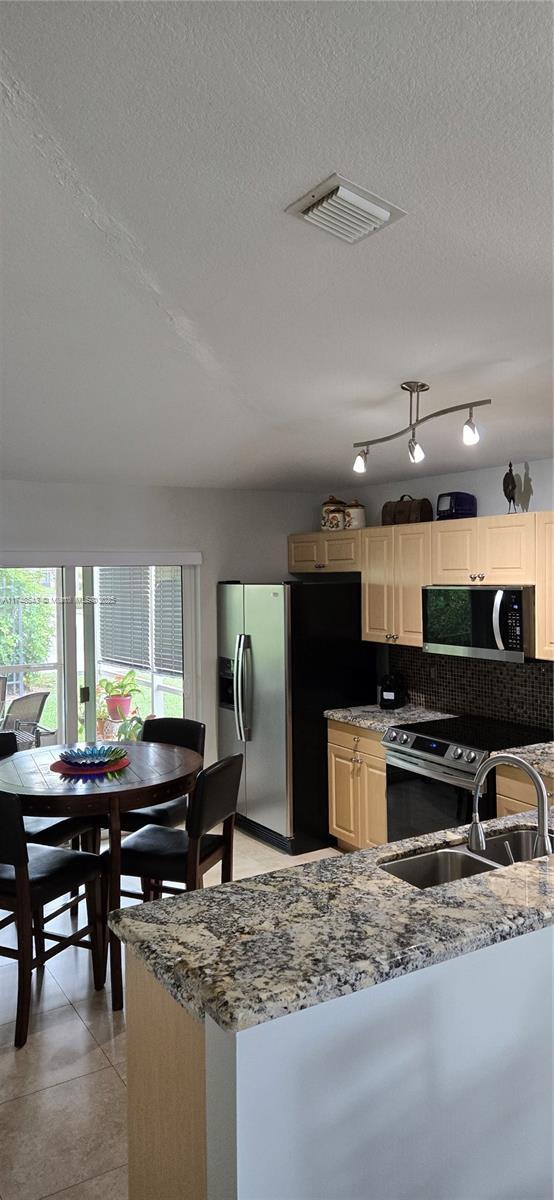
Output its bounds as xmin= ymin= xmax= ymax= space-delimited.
xmin=503 ymin=462 xmax=517 ymax=513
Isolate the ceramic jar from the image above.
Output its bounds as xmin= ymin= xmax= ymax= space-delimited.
xmin=320 ymin=495 xmax=346 ymax=529
xmin=326 ymin=507 xmax=346 ymax=531
xmin=343 ymin=499 xmax=366 ymax=529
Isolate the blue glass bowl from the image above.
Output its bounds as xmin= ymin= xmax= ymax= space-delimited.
xmin=59 ymin=744 xmax=127 ymax=767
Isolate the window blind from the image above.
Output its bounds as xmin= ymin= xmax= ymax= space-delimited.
xmin=97 ymin=567 xmax=150 ymax=669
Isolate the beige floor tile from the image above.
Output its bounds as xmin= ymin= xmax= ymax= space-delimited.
xmin=0 ymin=964 xmax=69 ymax=1028
xmin=0 ymin=1006 xmax=108 ymax=1103
xmin=114 ymin=1060 xmax=127 ymax=1085
xmin=0 ymin=1067 xmax=127 ymax=1200
xmin=74 ymin=992 xmax=126 ymax=1067
xmin=41 ymin=1164 xmax=128 ymax=1199
xmin=47 ymin=946 xmax=124 ymax=1005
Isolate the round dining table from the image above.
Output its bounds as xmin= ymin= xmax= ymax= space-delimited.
xmin=0 ymin=741 xmax=202 ymax=1010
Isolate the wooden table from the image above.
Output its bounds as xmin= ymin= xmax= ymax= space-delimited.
xmin=0 ymin=742 xmax=202 ymax=1009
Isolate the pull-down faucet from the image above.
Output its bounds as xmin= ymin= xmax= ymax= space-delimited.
xmin=468 ymin=754 xmax=553 ymax=858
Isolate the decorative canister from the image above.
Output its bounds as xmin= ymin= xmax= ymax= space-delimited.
xmin=344 ymin=499 xmax=366 ymax=529
xmin=320 ymin=495 xmax=346 ymax=529
xmin=326 ymin=507 xmax=345 ymax=531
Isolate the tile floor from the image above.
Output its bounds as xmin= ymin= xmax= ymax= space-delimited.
xmin=0 ymin=831 xmax=339 ymax=1199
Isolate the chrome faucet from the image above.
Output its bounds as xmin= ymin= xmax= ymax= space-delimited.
xmin=468 ymin=754 xmax=553 ymax=858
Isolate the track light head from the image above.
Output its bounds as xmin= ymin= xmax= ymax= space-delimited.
xmin=408 ymin=428 xmax=425 ymax=464
xmin=463 ymin=408 xmax=480 ymax=445
xmin=353 ymin=448 xmax=368 ymax=474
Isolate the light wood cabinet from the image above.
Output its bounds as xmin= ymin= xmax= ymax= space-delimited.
xmin=535 ymin=512 xmax=554 ymax=661
xmin=288 ymin=530 xmax=361 ymax=574
xmin=327 ymin=722 xmax=387 ymax=850
xmin=327 ymin=742 xmax=360 ymax=848
xmin=495 ymin=766 xmax=553 ymax=807
xmin=496 ymin=795 xmax=535 ymax=819
xmin=361 ymin=523 xmax=431 ymax=646
xmin=431 ymin=513 xmax=536 ymax=585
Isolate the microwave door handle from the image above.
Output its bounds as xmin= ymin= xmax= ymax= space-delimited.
xmin=233 ymin=634 xmax=243 ymax=741
xmin=492 ymin=590 xmax=505 ymax=652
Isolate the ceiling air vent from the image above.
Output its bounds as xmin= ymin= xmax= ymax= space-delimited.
xmin=286 ymin=174 xmax=406 ymax=244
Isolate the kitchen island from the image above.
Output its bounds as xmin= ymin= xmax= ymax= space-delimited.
xmin=111 ymin=808 xmax=554 ymax=1200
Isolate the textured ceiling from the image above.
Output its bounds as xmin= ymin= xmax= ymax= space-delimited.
xmin=1 ymin=1 xmax=552 ymax=489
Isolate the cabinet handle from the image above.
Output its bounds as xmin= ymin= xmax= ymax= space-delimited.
xmin=391 ymin=634 xmax=399 ymax=641
xmin=353 ymin=735 xmax=360 ymax=744
xmin=385 ymin=633 xmax=391 ymax=641
xmin=469 ymin=573 xmax=477 ymax=581
xmin=478 ymin=573 xmax=485 ymax=581
xmin=314 ymin=562 xmax=325 ymax=570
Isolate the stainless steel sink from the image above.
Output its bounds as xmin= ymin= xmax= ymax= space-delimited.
xmin=380 ymin=848 xmax=498 ymax=890
xmin=480 ymin=829 xmax=542 ymax=866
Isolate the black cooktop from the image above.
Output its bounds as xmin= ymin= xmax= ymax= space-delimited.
xmin=397 ymin=715 xmax=553 ymax=753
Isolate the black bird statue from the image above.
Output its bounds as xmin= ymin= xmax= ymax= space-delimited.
xmin=503 ymin=462 xmax=517 ymax=513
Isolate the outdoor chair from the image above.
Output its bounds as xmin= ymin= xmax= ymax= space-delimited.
xmin=0 ymin=690 xmax=53 ymax=751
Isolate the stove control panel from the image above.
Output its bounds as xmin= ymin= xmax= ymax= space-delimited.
xmin=382 ymin=727 xmax=488 ymax=772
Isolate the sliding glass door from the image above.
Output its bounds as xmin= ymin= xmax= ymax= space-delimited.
xmin=0 ymin=562 xmax=196 ymax=747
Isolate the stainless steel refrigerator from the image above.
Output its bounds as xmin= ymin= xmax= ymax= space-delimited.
xmin=217 ymin=580 xmax=376 ymax=853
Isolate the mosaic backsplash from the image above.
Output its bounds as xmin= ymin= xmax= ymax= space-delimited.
xmin=389 ymin=646 xmax=554 ymax=730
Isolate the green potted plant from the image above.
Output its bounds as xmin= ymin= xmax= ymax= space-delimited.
xmin=97 ymin=670 xmax=141 ymax=722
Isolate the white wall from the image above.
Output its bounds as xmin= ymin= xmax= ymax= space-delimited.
xmin=0 ymin=480 xmax=320 ymax=757
xmin=353 ymin=457 xmax=553 ymax=523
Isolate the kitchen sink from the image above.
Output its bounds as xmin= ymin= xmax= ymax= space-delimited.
xmin=380 ymin=848 xmax=498 ymax=890
xmin=479 ymin=829 xmax=542 ymax=866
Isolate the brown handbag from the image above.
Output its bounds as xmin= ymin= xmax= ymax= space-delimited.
xmin=381 ymin=494 xmax=433 ymax=525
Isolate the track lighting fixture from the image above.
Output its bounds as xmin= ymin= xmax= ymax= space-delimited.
xmin=462 ymin=408 xmax=480 ymax=446
xmin=352 ymin=383 xmax=491 ymax=472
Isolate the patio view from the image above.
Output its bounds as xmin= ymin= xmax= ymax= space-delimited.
xmin=0 ymin=565 xmax=185 ymax=746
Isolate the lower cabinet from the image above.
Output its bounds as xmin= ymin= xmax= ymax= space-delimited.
xmin=495 ymin=765 xmax=553 ymax=818
xmin=496 ymin=795 xmax=535 ymax=818
xmin=327 ymin=722 xmax=387 ymax=850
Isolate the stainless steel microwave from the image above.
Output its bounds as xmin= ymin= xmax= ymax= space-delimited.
xmin=422 ymin=586 xmax=535 ymax=663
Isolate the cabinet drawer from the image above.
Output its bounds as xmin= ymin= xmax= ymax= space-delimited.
xmin=495 ymin=767 xmax=553 ymax=805
xmin=496 ymin=794 xmax=536 ymax=818
xmin=327 ymin=722 xmax=385 ymax=758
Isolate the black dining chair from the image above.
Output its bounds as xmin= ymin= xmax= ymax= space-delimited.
xmin=0 ymin=790 xmax=106 ymax=1046
xmin=119 ymin=717 xmax=206 ymax=833
xmin=102 ymin=753 xmax=243 ymax=901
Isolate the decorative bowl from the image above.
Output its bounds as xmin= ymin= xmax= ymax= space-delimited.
xmin=59 ymin=744 xmax=127 ymax=768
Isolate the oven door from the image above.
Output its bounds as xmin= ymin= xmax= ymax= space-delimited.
xmin=386 ymin=752 xmax=493 ymax=843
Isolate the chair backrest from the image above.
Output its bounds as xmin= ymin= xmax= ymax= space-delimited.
xmin=141 ymin=717 xmax=206 ymax=759
xmin=0 ymin=732 xmax=17 ymax=758
xmin=187 ymin=754 xmax=243 ymax=839
xmin=3 ymin=691 xmax=49 ymax=730
xmin=0 ymin=792 xmax=28 ymax=868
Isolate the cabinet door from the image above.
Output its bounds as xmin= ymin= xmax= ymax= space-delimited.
xmin=393 ymin=523 xmax=431 ymax=646
xmin=361 ymin=528 xmax=394 ymax=643
xmin=328 ymin=743 xmax=360 ymax=847
xmin=478 ymin=514 xmax=536 ymax=584
xmin=431 ymin=520 xmax=478 ymax=584
xmin=496 ymin=794 xmax=535 ymax=819
xmin=288 ymin=534 xmax=326 ymax=573
xmin=359 ymin=751 xmax=387 ymax=847
xmin=535 ymin=512 xmax=554 ymax=661
xmin=324 ymin=530 xmax=361 ymax=571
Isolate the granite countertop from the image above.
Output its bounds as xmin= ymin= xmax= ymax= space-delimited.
xmin=491 ymin=744 xmax=554 ymax=777
xmin=110 ymin=808 xmax=554 ymax=1035
xmin=325 ymin=704 xmax=554 ymax=774
xmin=324 ymin=703 xmax=453 ymax=732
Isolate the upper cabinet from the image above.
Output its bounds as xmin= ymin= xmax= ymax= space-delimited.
xmin=431 ymin=513 xmax=536 ymax=585
xmin=288 ymin=530 xmax=361 ymax=574
xmin=535 ymin=512 xmax=554 ymax=661
xmin=361 ymin=523 xmax=431 ymax=646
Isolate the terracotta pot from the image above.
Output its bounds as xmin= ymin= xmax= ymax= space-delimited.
xmin=106 ymin=694 xmax=132 ymax=721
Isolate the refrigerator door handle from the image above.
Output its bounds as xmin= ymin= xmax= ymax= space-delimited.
xmin=233 ymin=634 xmax=244 ymax=742
xmin=237 ymin=634 xmax=251 ymax=742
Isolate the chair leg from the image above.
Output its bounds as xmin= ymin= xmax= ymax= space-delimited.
xmin=33 ymin=907 xmax=45 ymax=964
xmin=151 ymin=881 xmax=162 ymax=901
xmin=15 ymin=900 xmax=33 ymax=1049
xmin=141 ymin=877 xmax=153 ymax=902
xmin=69 ymin=836 xmax=80 ymax=916
xmin=85 ymin=877 xmax=107 ymax=992
xmin=221 ymin=816 xmax=235 ymax=884
xmin=100 ymin=873 xmax=110 ymax=974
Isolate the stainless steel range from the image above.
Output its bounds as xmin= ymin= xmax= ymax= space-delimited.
xmin=382 ymin=716 xmax=552 ymax=842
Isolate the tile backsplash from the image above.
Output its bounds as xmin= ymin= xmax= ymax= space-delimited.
xmin=390 ymin=646 xmax=554 ymax=730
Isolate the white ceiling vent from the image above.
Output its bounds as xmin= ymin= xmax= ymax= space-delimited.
xmin=286 ymin=174 xmax=406 ymax=244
